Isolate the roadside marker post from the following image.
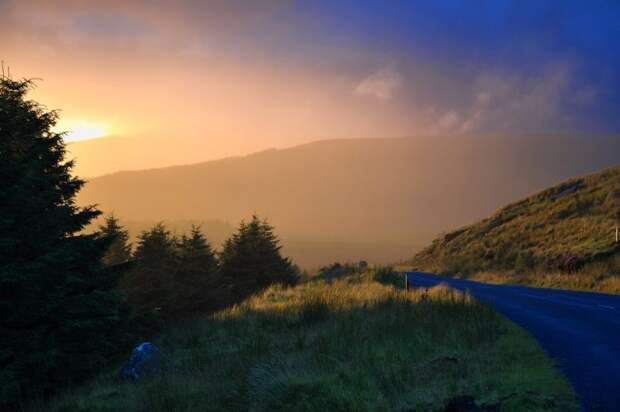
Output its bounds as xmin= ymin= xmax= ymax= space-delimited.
xmin=404 ymin=273 xmax=409 ymax=291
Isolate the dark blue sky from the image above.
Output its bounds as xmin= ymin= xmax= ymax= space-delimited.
xmin=275 ymin=0 xmax=620 ymax=134
xmin=168 ymin=0 xmax=619 ymax=135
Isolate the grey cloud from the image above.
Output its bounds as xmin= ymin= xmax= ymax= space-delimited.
xmin=418 ymin=63 xmax=593 ymax=135
xmin=354 ymin=68 xmax=402 ymax=102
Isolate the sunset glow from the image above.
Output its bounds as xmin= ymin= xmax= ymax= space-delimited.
xmin=60 ymin=121 xmax=109 ymax=142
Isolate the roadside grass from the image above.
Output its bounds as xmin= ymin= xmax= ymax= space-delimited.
xmin=29 ymin=270 xmax=578 ymax=412
xmin=400 ymin=256 xmax=620 ymax=294
xmin=469 ymin=269 xmax=620 ymax=294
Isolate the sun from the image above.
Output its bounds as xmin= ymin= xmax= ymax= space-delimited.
xmin=56 ymin=120 xmax=110 ymax=142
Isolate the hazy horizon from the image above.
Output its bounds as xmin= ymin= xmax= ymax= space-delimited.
xmin=67 ymin=133 xmax=619 ymax=178
xmin=77 ymin=136 xmax=620 ymax=263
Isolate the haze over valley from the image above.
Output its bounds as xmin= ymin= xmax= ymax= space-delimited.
xmin=78 ymin=135 xmax=620 ymax=267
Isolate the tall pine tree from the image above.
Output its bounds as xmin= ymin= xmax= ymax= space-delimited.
xmin=0 ymin=78 xmax=126 ymax=405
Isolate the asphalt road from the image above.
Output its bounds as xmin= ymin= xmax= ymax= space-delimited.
xmin=406 ymin=272 xmax=620 ymax=411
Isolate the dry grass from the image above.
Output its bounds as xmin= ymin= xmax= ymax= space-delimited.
xmin=471 ymin=270 xmax=620 ymax=294
xmin=411 ymin=165 xmax=620 ymax=293
xmin=28 ymin=270 xmax=578 ymax=412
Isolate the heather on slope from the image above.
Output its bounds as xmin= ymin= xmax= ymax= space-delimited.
xmin=411 ymin=165 xmax=620 ymax=292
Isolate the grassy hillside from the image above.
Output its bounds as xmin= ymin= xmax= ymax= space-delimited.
xmin=410 ymin=165 xmax=620 ymax=292
xmin=31 ymin=270 xmax=577 ymax=412
xmin=78 ymin=136 xmax=620 ymax=253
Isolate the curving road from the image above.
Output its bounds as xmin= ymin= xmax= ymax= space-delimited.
xmin=406 ymin=272 xmax=620 ymax=412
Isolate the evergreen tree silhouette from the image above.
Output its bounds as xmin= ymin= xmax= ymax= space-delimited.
xmin=124 ymin=223 xmax=177 ymax=316
xmin=0 ymin=78 xmax=126 ymax=406
xmin=176 ymin=225 xmax=218 ymax=314
xmin=220 ymin=215 xmax=298 ymax=300
xmin=99 ymin=214 xmax=132 ymax=266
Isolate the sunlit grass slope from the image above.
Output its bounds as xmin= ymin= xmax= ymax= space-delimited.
xmin=34 ymin=270 xmax=577 ymax=412
xmin=411 ymin=165 xmax=620 ymax=293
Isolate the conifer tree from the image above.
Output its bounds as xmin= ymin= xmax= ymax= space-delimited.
xmin=99 ymin=214 xmax=132 ymax=266
xmin=219 ymin=215 xmax=298 ymax=300
xmin=133 ymin=223 xmax=177 ymax=267
xmin=123 ymin=223 xmax=177 ymax=316
xmin=0 ymin=78 xmax=126 ymax=405
xmin=176 ymin=225 xmax=218 ymax=314
xmin=178 ymin=225 xmax=217 ymax=267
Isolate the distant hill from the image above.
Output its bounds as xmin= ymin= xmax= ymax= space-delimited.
xmin=67 ymin=134 xmax=297 ymax=178
xmin=410 ymin=165 xmax=620 ymax=286
xmin=77 ymin=136 xmax=620 ymax=267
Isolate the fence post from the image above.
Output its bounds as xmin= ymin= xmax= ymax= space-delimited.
xmin=404 ymin=272 xmax=409 ymax=291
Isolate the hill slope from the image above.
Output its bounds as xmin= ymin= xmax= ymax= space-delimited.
xmin=77 ymin=135 xmax=620 ymax=264
xmin=410 ymin=165 xmax=620 ymax=291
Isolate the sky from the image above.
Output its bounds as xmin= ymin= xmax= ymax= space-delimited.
xmin=2 ymin=0 xmax=619 ymax=167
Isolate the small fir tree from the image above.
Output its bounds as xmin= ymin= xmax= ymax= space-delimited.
xmin=123 ymin=223 xmax=178 ymax=316
xmin=175 ymin=225 xmax=218 ymax=314
xmin=133 ymin=223 xmax=178 ymax=269
xmin=99 ymin=214 xmax=132 ymax=266
xmin=178 ymin=225 xmax=217 ymax=269
xmin=219 ymin=215 xmax=298 ymax=300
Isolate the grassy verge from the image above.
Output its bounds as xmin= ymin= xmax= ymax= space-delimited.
xmin=399 ymin=262 xmax=620 ymax=294
xmin=30 ymin=270 xmax=577 ymax=412
xmin=400 ymin=254 xmax=620 ymax=294
xmin=468 ymin=270 xmax=620 ymax=294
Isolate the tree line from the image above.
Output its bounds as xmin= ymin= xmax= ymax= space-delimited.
xmin=101 ymin=215 xmax=299 ymax=326
xmin=0 ymin=77 xmax=297 ymax=407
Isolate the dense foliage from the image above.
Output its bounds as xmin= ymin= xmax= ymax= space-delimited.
xmin=0 ymin=78 xmax=127 ymax=406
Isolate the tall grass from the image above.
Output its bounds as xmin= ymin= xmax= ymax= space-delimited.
xmin=30 ymin=270 xmax=577 ymax=412
xmin=471 ymin=269 xmax=620 ymax=294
